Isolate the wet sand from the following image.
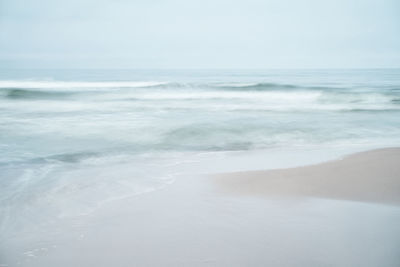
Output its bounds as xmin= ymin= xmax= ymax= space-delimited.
xmin=215 ymin=148 xmax=400 ymax=206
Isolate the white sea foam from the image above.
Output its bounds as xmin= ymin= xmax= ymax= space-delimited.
xmin=135 ymin=90 xmax=322 ymax=101
xmin=0 ymin=80 xmax=168 ymax=89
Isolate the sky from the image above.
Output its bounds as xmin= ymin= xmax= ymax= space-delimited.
xmin=0 ymin=0 xmax=399 ymax=69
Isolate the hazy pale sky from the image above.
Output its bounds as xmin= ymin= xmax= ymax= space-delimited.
xmin=0 ymin=0 xmax=399 ymax=69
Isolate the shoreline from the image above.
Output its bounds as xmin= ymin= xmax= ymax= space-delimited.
xmin=2 ymin=147 xmax=400 ymax=266
xmin=214 ymin=147 xmax=400 ymax=206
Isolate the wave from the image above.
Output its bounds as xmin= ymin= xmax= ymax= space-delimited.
xmin=339 ymin=108 xmax=400 ymax=112
xmin=127 ymin=90 xmax=323 ymax=101
xmin=213 ymin=82 xmax=299 ymax=90
xmin=1 ymin=88 xmax=76 ymax=100
xmin=3 ymin=90 xmax=398 ymax=112
xmin=0 ymin=80 xmax=345 ymax=91
xmin=0 ymin=80 xmax=169 ymax=89
xmin=148 ymin=81 xmax=344 ymax=91
xmin=211 ymin=82 xmax=352 ymax=92
xmin=1 ymin=79 xmax=399 ymax=110
xmin=121 ymin=90 xmax=397 ymax=106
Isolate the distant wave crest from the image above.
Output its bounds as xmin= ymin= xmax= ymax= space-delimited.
xmin=213 ymin=82 xmax=300 ymax=90
xmin=1 ymin=80 xmax=399 ymax=112
xmin=0 ymin=80 xmax=169 ymax=89
xmin=0 ymin=80 xmax=341 ymax=91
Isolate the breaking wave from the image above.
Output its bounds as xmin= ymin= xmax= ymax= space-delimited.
xmin=0 ymin=80 xmax=169 ymax=89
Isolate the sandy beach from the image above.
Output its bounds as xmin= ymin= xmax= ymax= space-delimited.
xmin=215 ymin=148 xmax=400 ymax=206
xmin=3 ymin=148 xmax=399 ymax=267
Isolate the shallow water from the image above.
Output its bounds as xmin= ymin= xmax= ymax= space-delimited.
xmin=2 ymin=170 xmax=400 ymax=267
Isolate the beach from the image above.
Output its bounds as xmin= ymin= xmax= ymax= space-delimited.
xmin=1 ymin=148 xmax=399 ymax=267
xmin=216 ymin=148 xmax=400 ymax=206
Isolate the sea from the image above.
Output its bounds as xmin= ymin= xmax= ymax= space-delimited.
xmin=1 ymin=69 xmax=400 ymax=264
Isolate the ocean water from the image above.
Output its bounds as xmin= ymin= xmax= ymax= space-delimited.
xmin=1 ymin=69 xmax=400 ymax=245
